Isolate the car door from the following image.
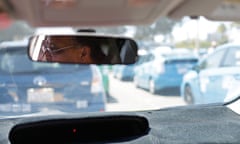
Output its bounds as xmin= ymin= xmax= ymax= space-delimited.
xmin=198 ymin=48 xmax=227 ymax=103
xmin=220 ymin=46 xmax=240 ymax=101
xmin=137 ymin=54 xmax=154 ymax=88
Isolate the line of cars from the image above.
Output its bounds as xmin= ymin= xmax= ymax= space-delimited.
xmin=113 ymin=46 xmax=199 ymax=95
xmin=112 ymin=51 xmax=148 ymax=81
xmin=114 ymin=42 xmax=240 ymax=106
xmin=113 ymin=42 xmax=240 ymax=106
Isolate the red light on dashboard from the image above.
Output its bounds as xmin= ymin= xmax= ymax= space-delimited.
xmin=72 ymin=128 xmax=77 ymax=133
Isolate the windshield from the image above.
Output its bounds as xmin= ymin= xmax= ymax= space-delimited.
xmin=0 ymin=17 xmax=238 ymax=117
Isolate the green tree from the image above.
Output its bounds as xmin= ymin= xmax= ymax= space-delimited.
xmin=175 ymin=40 xmax=211 ymax=49
xmin=217 ymin=24 xmax=227 ymax=34
xmin=217 ymin=24 xmax=228 ymax=44
xmin=134 ymin=17 xmax=181 ymax=42
xmin=133 ymin=26 xmax=154 ymax=41
xmin=230 ymin=22 xmax=240 ymax=29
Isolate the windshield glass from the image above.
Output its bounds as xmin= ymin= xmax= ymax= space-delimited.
xmin=0 ymin=17 xmax=237 ymax=116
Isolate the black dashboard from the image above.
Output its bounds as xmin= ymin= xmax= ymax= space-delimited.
xmin=1 ymin=104 xmax=240 ymax=144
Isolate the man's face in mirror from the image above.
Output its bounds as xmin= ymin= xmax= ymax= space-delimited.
xmin=40 ymin=36 xmax=95 ymax=64
xmin=34 ymin=35 xmax=138 ymax=64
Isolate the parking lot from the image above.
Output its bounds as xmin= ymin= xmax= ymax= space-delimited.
xmin=106 ymin=75 xmax=186 ymax=112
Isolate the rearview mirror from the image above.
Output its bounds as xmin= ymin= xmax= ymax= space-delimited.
xmin=28 ymin=35 xmax=138 ymax=64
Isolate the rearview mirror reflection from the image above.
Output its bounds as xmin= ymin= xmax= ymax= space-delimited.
xmin=28 ymin=35 xmax=138 ymax=64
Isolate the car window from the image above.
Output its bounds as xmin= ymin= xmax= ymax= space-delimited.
xmin=149 ymin=54 xmax=154 ymax=61
xmin=222 ymin=47 xmax=240 ymax=67
xmin=199 ymin=49 xmax=226 ymax=70
xmin=136 ymin=55 xmax=148 ymax=65
xmin=142 ymin=54 xmax=153 ymax=63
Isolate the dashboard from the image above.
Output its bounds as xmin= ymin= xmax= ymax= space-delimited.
xmin=1 ymin=103 xmax=240 ymax=144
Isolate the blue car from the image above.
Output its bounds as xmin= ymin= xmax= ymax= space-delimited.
xmin=0 ymin=41 xmax=106 ymax=115
xmin=181 ymin=43 xmax=240 ymax=104
xmin=134 ymin=48 xmax=198 ymax=94
xmin=112 ymin=54 xmax=148 ymax=81
xmin=112 ymin=65 xmax=135 ymax=81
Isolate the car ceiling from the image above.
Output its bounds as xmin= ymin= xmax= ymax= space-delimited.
xmin=0 ymin=0 xmax=240 ymax=27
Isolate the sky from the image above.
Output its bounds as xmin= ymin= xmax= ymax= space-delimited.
xmin=125 ymin=17 xmax=231 ymax=43
xmin=172 ymin=17 xmax=224 ymax=42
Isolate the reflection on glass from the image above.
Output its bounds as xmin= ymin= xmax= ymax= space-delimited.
xmin=29 ymin=35 xmax=138 ymax=64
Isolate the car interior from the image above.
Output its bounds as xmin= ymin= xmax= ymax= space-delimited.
xmin=1 ymin=0 xmax=240 ymax=144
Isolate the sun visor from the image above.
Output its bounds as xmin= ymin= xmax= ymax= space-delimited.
xmin=6 ymin=0 xmax=184 ymax=26
xmin=5 ymin=0 xmax=240 ymax=26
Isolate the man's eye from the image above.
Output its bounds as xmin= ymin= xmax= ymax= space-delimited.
xmin=50 ymin=44 xmax=56 ymax=49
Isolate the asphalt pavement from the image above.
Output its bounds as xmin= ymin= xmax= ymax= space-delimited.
xmin=106 ymin=75 xmax=186 ymax=112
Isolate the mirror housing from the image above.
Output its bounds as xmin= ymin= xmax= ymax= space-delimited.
xmin=28 ymin=35 xmax=138 ymax=64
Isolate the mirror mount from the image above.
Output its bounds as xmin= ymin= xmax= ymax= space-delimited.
xmin=77 ymin=29 xmax=96 ymax=33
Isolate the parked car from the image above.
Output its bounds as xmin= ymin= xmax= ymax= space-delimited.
xmin=112 ymin=53 xmax=149 ymax=81
xmin=134 ymin=48 xmax=198 ymax=94
xmin=181 ymin=43 xmax=240 ymax=104
xmin=0 ymin=40 xmax=106 ymax=115
xmin=197 ymin=48 xmax=208 ymax=58
xmin=137 ymin=41 xmax=160 ymax=50
xmin=112 ymin=65 xmax=134 ymax=81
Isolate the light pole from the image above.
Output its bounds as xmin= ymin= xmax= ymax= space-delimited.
xmin=195 ymin=17 xmax=200 ymax=53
